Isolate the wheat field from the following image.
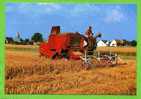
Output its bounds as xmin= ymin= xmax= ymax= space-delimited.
xmin=5 ymin=45 xmax=136 ymax=95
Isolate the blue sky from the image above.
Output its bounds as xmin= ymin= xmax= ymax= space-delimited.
xmin=6 ymin=3 xmax=136 ymax=40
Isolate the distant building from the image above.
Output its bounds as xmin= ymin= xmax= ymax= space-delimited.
xmin=14 ymin=32 xmax=21 ymax=43
xmin=97 ymin=40 xmax=108 ymax=47
xmin=110 ymin=40 xmax=125 ymax=47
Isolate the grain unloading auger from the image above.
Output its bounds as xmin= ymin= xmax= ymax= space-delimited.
xmin=39 ymin=26 xmax=121 ymax=69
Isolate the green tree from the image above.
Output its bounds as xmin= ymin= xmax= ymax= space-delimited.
xmin=31 ymin=33 xmax=43 ymax=42
xmin=130 ymin=40 xmax=137 ymax=46
xmin=122 ymin=39 xmax=129 ymax=46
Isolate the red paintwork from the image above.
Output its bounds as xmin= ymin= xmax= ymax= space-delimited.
xmin=39 ymin=33 xmax=86 ymax=59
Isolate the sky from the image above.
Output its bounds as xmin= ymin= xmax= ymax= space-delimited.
xmin=6 ymin=3 xmax=136 ymax=40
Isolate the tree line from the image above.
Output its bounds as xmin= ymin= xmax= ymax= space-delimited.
xmin=5 ymin=33 xmax=43 ymax=45
xmin=5 ymin=32 xmax=137 ymax=46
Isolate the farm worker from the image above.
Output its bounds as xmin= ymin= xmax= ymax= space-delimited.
xmin=85 ymin=26 xmax=96 ymax=51
xmin=85 ymin=26 xmax=93 ymax=37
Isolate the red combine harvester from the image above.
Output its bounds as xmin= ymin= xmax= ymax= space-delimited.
xmin=39 ymin=26 xmax=101 ymax=60
xmin=39 ymin=26 xmax=121 ymax=67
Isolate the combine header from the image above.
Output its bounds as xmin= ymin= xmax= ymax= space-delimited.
xmin=39 ymin=26 xmax=119 ymax=68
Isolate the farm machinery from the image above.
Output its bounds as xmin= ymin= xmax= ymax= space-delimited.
xmin=39 ymin=26 xmax=119 ymax=68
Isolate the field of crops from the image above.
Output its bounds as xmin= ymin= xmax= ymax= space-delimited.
xmin=5 ymin=44 xmax=136 ymax=95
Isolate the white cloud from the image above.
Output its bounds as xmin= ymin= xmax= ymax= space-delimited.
xmin=6 ymin=3 xmax=62 ymax=15
xmin=104 ymin=6 xmax=126 ymax=23
xmin=6 ymin=3 xmax=127 ymax=23
xmin=36 ymin=3 xmax=62 ymax=13
xmin=68 ymin=5 xmax=126 ymax=23
xmin=70 ymin=4 xmax=100 ymax=15
xmin=43 ymin=4 xmax=62 ymax=13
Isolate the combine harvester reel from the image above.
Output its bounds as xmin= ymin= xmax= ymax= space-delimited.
xmin=81 ymin=51 xmax=119 ymax=69
xmin=93 ymin=51 xmax=118 ymax=67
xmin=81 ymin=50 xmax=126 ymax=69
